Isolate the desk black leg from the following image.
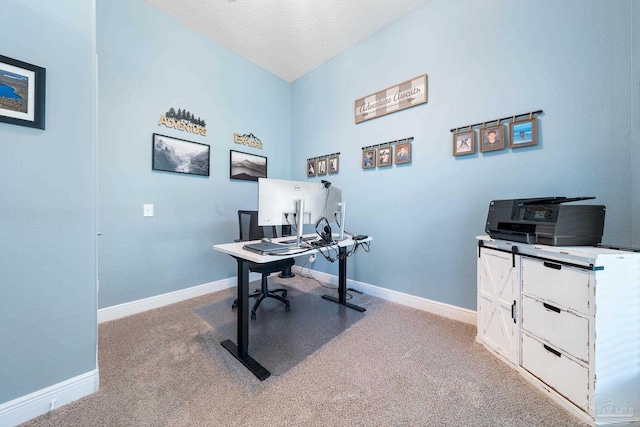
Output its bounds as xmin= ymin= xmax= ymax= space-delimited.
xmin=322 ymin=246 xmax=366 ymax=312
xmin=220 ymin=257 xmax=271 ymax=381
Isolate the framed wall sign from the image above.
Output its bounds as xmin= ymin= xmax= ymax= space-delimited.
xmin=152 ymin=133 xmax=210 ymax=176
xmin=230 ymin=150 xmax=267 ymax=181
xmin=0 ymin=55 xmax=46 ymax=129
xmin=355 ymin=74 xmax=427 ymax=124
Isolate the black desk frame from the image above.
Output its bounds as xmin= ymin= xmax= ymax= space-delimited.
xmin=220 ymin=245 xmax=365 ymax=381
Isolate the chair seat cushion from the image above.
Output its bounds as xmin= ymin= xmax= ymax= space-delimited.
xmin=248 ymin=257 xmax=295 ymax=274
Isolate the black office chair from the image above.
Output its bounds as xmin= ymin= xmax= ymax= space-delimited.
xmin=232 ymin=210 xmax=295 ymax=320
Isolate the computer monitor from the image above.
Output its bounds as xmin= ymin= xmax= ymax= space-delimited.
xmin=258 ymin=178 xmax=342 ymax=246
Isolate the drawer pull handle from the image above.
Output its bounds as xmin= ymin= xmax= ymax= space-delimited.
xmin=543 ymin=302 xmax=561 ymax=313
xmin=543 ymin=344 xmax=562 ymax=358
xmin=543 ymin=261 xmax=562 ymax=270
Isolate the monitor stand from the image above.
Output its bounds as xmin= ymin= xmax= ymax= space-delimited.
xmin=336 ymin=200 xmax=348 ymax=241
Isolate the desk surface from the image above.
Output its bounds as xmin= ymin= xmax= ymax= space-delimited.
xmin=213 ymin=234 xmax=370 ymax=263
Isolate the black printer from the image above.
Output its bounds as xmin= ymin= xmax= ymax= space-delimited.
xmin=485 ymin=197 xmax=605 ymax=246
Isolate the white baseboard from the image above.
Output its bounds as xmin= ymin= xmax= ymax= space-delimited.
xmin=0 ymin=369 xmax=99 ymax=427
xmin=98 ymin=268 xmax=476 ymax=326
xmin=97 ymin=276 xmax=247 ymax=323
xmin=293 ymin=266 xmax=477 ymax=325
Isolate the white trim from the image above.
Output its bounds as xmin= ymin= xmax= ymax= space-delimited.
xmin=97 ymin=276 xmax=249 ymax=323
xmin=293 ymin=266 xmax=477 ymax=325
xmin=98 ymin=268 xmax=476 ymax=326
xmin=0 ymin=369 xmax=99 ymax=427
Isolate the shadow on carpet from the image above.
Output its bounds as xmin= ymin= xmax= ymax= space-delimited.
xmin=194 ymin=283 xmax=365 ymax=376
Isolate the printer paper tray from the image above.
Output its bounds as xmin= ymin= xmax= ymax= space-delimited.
xmin=488 ymin=230 xmax=537 ymax=244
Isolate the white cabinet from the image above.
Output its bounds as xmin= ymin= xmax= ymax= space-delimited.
xmin=477 ymin=236 xmax=640 ymax=426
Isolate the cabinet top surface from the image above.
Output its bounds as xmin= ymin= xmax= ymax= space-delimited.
xmin=477 ymin=235 xmax=640 ymax=259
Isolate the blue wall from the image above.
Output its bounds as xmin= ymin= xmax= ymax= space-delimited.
xmin=0 ymin=0 xmax=97 ymax=404
xmin=96 ymin=0 xmax=291 ymax=308
xmin=291 ymin=0 xmax=635 ymax=309
xmin=2 ymin=0 xmax=639 ymax=417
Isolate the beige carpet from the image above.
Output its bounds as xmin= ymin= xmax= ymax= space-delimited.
xmin=21 ymin=274 xmax=588 ymax=426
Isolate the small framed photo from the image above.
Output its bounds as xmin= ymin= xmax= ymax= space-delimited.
xmin=328 ymin=155 xmax=339 ymax=174
xmin=377 ymin=146 xmax=392 ymax=167
xmin=0 ymin=55 xmax=46 ymax=129
xmin=480 ymin=126 xmax=505 ymax=152
xmin=453 ymin=131 xmax=475 ymax=156
xmin=153 ymin=133 xmax=210 ymax=176
xmin=362 ymin=149 xmax=376 ymax=169
xmin=307 ymin=159 xmax=317 ymax=176
xmin=509 ymin=118 xmax=537 ymax=148
xmin=395 ymin=141 xmax=412 ymax=164
xmin=316 ymin=157 xmax=328 ymax=175
xmin=230 ymin=149 xmax=267 ymax=181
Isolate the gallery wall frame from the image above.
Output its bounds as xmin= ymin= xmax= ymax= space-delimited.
xmin=509 ymin=118 xmax=538 ymax=148
xmin=377 ymin=146 xmax=392 ymax=167
xmin=480 ymin=125 xmax=505 ymax=152
xmin=453 ymin=130 xmax=475 ymax=156
xmin=307 ymin=158 xmax=317 ymax=176
xmin=362 ymin=149 xmax=376 ymax=169
xmin=316 ymin=157 xmax=328 ymax=175
xmin=394 ymin=141 xmax=412 ymax=164
xmin=0 ymin=54 xmax=46 ymax=129
xmin=230 ymin=149 xmax=267 ymax=181
xmin=328 ymin=155 xmax=339 ymax=174
xmin=152 ymin=133 xmax=210 ymax=177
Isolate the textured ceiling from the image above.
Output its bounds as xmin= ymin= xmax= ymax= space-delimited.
xmin=144 ymin=0 xmax=431 ymax=82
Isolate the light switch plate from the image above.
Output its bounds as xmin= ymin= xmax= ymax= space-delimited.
xmin=143 ymin=204 xmax=154 ymax=217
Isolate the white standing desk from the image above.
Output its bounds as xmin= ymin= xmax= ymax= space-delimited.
xmin=213 ymin=234 xmax=371 ymax=380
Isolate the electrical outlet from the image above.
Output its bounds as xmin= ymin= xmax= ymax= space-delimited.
xmin=143 ymin=204 xmax=154 ymax=217
xmin=309 ymin=254 xmax=316 ymax=263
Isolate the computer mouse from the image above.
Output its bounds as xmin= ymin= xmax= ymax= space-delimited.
xmin=261 ymin=238 xmax=272 ymax=243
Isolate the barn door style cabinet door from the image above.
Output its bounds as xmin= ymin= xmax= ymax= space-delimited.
xmin=476 ymin=236 xmax=640 ymax=427
xmin=477 ymin=246 xmax=520 ymax=365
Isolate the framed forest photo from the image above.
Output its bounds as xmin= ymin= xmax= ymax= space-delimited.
xmin=152 ymin=133 xmax=210 ymax=177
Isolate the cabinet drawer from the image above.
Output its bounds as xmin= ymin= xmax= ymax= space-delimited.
xmin=522 ymin=333 xmax=589 ymax=411
xmin=521 ymin=295 xmax=589 ymax=362
xmin=521 ymin=257 xmax=590 ymax=315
